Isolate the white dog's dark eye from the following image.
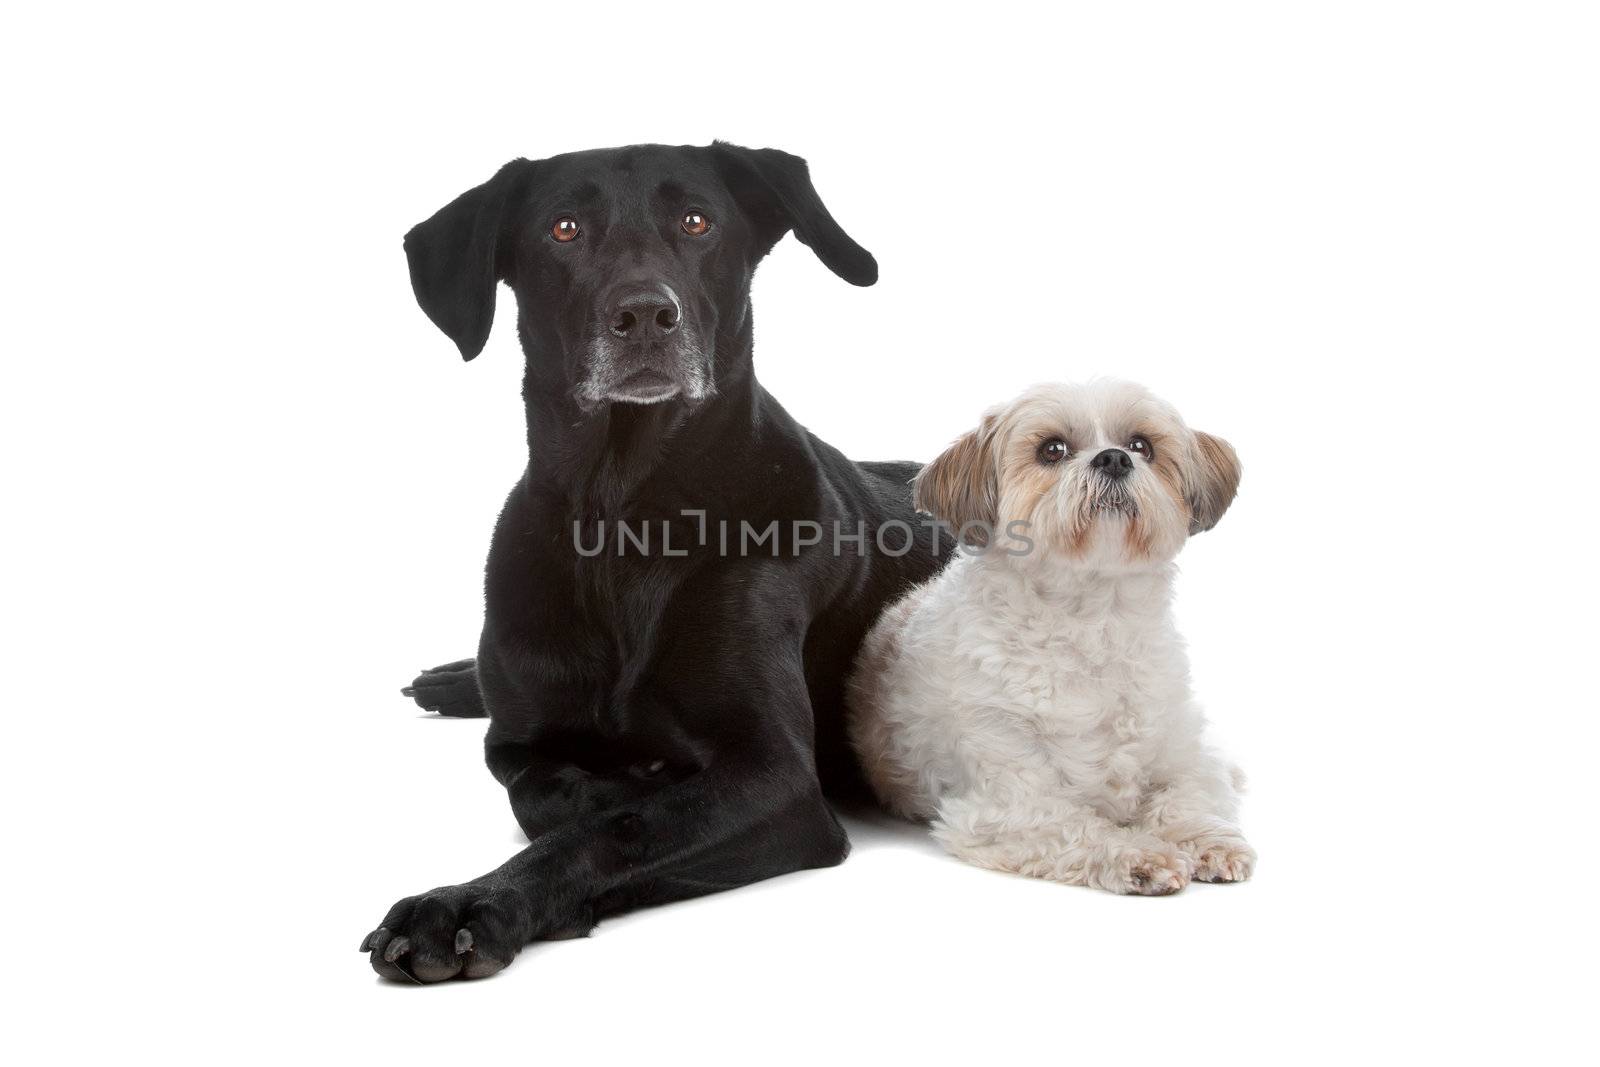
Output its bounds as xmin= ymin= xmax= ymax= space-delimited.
xmin=1126 ymin=435 xmax=1153 ymax=460
xmin=1038 ymin=438 xmax=1071 ymax=465
xmin=682 ymin=211 xmax=711 ymax=236
xmin=551 ymin=217 xmax=580 ymax=242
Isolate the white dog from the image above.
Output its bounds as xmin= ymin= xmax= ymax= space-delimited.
xmin=847 ymin=380 xmax=1253 ymax=895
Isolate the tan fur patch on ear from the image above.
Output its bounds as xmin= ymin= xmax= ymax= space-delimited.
xmin=1187 ymin=431 xmax=1241 ymax=533
xmin=914 ymin=416 xmax=998 ymax=545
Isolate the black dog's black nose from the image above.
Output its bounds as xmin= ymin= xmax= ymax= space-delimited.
xmin=1091 ymin=448 xmax=1133 ymax=478
xmin=608 ymin=286 xmax=680 ymax=339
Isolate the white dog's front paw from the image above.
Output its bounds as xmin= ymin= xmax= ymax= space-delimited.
xmin=1105 ymin=841 xmax=1192 ymax=896
xmin=1191 ymin=839 xmax=1256 ymax=883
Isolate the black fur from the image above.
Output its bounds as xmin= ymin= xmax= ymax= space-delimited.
xmin=363 ymin=143 xmax=948 ymax=983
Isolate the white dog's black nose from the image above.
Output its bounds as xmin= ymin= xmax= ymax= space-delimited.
xmin=1091 ymin=448 xmax=1133 ymax=479
xmin=608 ymin=286 xmax=680 ymax=339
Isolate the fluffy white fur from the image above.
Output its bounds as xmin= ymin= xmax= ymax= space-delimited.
xmin=847 ymin=380 xmax=1254 ymax=895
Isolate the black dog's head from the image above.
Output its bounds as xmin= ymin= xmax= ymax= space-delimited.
xmin=404 ymin=143 xmax=876 ymax=410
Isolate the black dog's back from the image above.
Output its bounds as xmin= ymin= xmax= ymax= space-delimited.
xmin=858 ymin=458 xmax=923 ymax=487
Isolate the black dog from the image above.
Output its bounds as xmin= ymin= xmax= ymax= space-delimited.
xmin=361 ymin=143 xmax=947 ymax=982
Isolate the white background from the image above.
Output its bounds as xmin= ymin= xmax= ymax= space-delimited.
xmin=4 ymin=2 xmax=1597 ymax=1063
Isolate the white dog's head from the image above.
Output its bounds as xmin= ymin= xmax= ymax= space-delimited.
xmin=914 ymin=380 xmax=1240 ymax=570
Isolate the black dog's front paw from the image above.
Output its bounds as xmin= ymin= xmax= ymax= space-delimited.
xmin=360 ymin=882 xmax=525 ymax=983
xmin=400 ymin=658 xmax=484 ymax=717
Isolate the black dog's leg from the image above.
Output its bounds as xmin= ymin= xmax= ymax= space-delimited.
xmin=587 ymin=788 xmax=850 ymax=918
xmin=487 ymin=743 xmax=661 ymax=844
xmin=490 ymin=749 xmax=838 ymax=924
xmin=361 ymin=763 xmax=844 ymax=981
xmin=362 ymin=685 xmax=844 ymax=982
xmin=401 ymin=658 xmax=484 ymax=717
xmin=483 ymin=756 xmax=785 ymax=940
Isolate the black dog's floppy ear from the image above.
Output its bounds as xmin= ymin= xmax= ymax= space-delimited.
xmin=712 ymin=142 xmax=878 ymax=286
xmin=403 ymin=159 xmax=535 ymax=360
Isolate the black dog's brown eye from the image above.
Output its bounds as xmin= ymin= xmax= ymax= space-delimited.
xmin=1038 ymin=438 xmax=1070 ymax=465
xmin=682 ymin=211 xmax=711 ymax=236
xmin=1126 ymin=435 xmax=1153 ymax=460
xmin=552 ymin=217 xmax=580 ymax=242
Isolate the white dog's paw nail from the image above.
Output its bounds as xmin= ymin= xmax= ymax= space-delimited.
xmin=1118 ymin=847 xmax=1191 ymax=896
xmin=1192 ymin=841 xmax=1256 ymax=883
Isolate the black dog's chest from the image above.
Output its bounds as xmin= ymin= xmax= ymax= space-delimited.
xmin=475 ymin=418 xmax=944 ymax=803
xmin=484 ymin=512 xmax=730 ymax=731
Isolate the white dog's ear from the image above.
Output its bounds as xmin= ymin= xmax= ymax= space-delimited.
xmin=1186 ymin=431 xmax=1241 ymax=534
xmin=915 ymin=416 xmax=999 ymax=545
